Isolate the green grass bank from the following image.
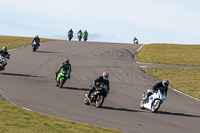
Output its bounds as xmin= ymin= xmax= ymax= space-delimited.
xmin=135 ymin=44 xmax=200 ymax=100
xmin=0 ymin=35 xmax=121 ymax=133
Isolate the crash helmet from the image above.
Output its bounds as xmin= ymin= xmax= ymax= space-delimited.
xmin=102 ymin=72 xmax=109 ymax=80
xmin=64 ymin=58 xmax=69 ymax=64
xmin=162 ymin=79 xmax=169 ymax=87
xmin=2 ymin=47 xmax=7 ymax=52
xmin=70 ymin=29 xmax=72 ymax=32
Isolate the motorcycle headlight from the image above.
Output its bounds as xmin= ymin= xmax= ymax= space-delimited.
xmin=60 ymin=72 xmax=64 ymax=76
xmin=65 ymin=74 xmax=69 ymax=77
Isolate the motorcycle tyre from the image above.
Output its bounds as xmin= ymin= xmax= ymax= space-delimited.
xmin=59 ymin=78 xmax=65 ymax=88
xmin=151 ymin=100 xmax=161 ymax=113
xmin=140 ymin=100 xmax=145 ymax=110
xmin=95 ymin=95 xmax=104 ymax=108
xmin=84 ymin=97 xmax=90 ymax=105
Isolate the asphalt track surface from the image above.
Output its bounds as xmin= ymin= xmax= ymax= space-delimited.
xmin=0 ymin=40 xmax=200 ymax=133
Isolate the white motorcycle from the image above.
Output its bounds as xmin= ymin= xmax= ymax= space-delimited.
xmin=134 ymin=39 xmax=138 ymax=44
xmin=0 ymin=55 xmax=9 ymax=71
xmin=140 ymin=88 xmax=166 ymax=113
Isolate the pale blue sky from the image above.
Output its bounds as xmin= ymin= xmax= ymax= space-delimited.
xmin=1 ymin=0 xmax=200 ymax=44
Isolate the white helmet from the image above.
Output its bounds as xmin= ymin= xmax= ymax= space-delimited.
xmin=162 ymin=79 xmax=169 ymax=87
xmin=102 ymin=72 xmax=109 ymax=80
xmin=2 ymin=47 xmax=7 ymax=52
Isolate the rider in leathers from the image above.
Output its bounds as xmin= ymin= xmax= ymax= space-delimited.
xmin=143 ymin=79 xmax=169 ymax=102
xmin=68 ymin=29 xmax=73 ymax=37
xmin=87 ymin=72 xmax=110 ymax=99
xmin=0 ymin=47 xmax=10 ymax=70
xmin=55 ymin=58 xmax=71 ymax=82
xmin=32 ymin=35 xmax=40 ymax=47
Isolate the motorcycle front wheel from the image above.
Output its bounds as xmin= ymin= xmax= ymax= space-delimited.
xmin=151 ymin=100 xmax=161 ymax=113
xmin=95 ymin=95 xmax=104 ymax=108
xmin=84 ymin=97 xmax=90 ymax=105
xmin=140 ymin=100 xmax=145 ymax=110
xmin=59 ymin=78 xmax=65 ymax=88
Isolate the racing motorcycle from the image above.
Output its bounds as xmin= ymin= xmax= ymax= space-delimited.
xmin=32 ymin=40 xmax=39 ymax=52
xmin=0 ymin=54 xmax=10 ymax=71
xmin=134 ymin=39 xmax=138 ymax=44
xmin=83 ymin=33 xmax=88 ymax=41
xmin=140 ymin=88 xmax=166 ymax=113
xmin=56 ymin=68 xmax=69 ymax=88
xmin=84 ymin=83 xmax=109 ymax=108
xmin=77 ymin=32 xmax=82 ymax=41
xmin=68 ymin=33 xmax=73 ymax=41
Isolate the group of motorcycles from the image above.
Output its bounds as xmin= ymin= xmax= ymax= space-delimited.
xmin=1 ymin=37 xmax=166 ymax=112
xmin=68 ymin=31 xmax=88 ymax=42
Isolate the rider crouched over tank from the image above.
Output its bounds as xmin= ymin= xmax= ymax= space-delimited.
xmin=87 ymin=72 xmax=110 ymax=99
xmin=31 ymin=35 xmax=40 ymax=47
xmin=55 ymin=58 xmax=71 ymax=87
xmin=84 ymin=72 xmax=110 ymax=107
xmin=142 ymin=79 xmax=169 ymax=103
xmin=0 ymin=47 xmax=10 ymax=70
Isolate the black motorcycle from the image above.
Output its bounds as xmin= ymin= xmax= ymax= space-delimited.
xmin=84 ymin=83 xmax=109 ymax=108
xmin=0 ymin=54 xmax=10 ymax=71
xmin=32 ymin=41 xmax=39 ymax=52
xmin=68 ymin=34 xmax=73 ymax=41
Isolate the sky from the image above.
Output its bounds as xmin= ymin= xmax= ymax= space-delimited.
xmin=1 ymin=0 xmax=200 ymax=44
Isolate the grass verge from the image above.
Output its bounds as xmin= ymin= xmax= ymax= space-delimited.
xmin=0 ymin=98 xmax=121 ymax=133
xmin=0 ymin=35 xmax=121 ymax=133
xmin=135 ymin=44 xmax=200 ymax=66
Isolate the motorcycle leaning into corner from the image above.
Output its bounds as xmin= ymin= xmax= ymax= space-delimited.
xmin=55 ymin=68 xmax=70 ymax=88
xmin=32 ymin=40 xmax=40 ymax=52
xmin=84 ymin=83 xmax=109 ymax=108
xmin=140 ymin=88 xmax=166 ymax=113
xmin=0 ymin=54 xmax=10 ymax=71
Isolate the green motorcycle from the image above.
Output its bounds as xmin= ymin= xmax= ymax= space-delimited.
xmin=83 ymin=33 xmax=88 ymax=41
xmin=77 ymin=32 xmax=82 ymax=41
xmin=56 ymin=68 xmax=69 ymax=88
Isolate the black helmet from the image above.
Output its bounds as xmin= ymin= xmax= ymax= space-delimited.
xmin=65 ymin=58 xmax=69 ymax=64
xmin=162 ymin=79 xmax=169 ymax=87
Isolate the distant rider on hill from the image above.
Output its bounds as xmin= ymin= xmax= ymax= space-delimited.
xmin=32 ymin=35 xmax=40 ymax=47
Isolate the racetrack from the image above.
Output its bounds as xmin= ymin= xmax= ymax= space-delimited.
xmin=0 ymin=40 xmax=200 ymax=133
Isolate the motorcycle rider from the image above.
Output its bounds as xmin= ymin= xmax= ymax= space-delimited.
xmin=83 ymin=30 xmax=88 ymax=41
xmin=143 ymin=79 xmax=169 ymax=102
xmin=77 ymin=30 xmax=82 ymax=41
xmin=32 ymin=35 xmax=40 ymax=47
xmin=133 ymin=37 xmax=138 ymax=44
xmin=0 ymin=47 xmax=10 ymax=70
xmin=68 ymin=29 xmax=73 ymax=37
xmin=87 ymin=72 xmax=110 ymax=99
xmin=55 ymin=58 xmax=71 ymax=84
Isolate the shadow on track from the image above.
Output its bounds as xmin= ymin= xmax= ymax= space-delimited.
xmin=0 ymin=73 xmax=46 ymax=78
xmin=36 ymin=51 xmax=59 ymax=53
xmin=101 ymin=106 xmax=143 ymax=113
xmin=157 ymin=111 xmax=200 ymax=118
xmin=62 ymin=87 xmax=90 ymax=91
